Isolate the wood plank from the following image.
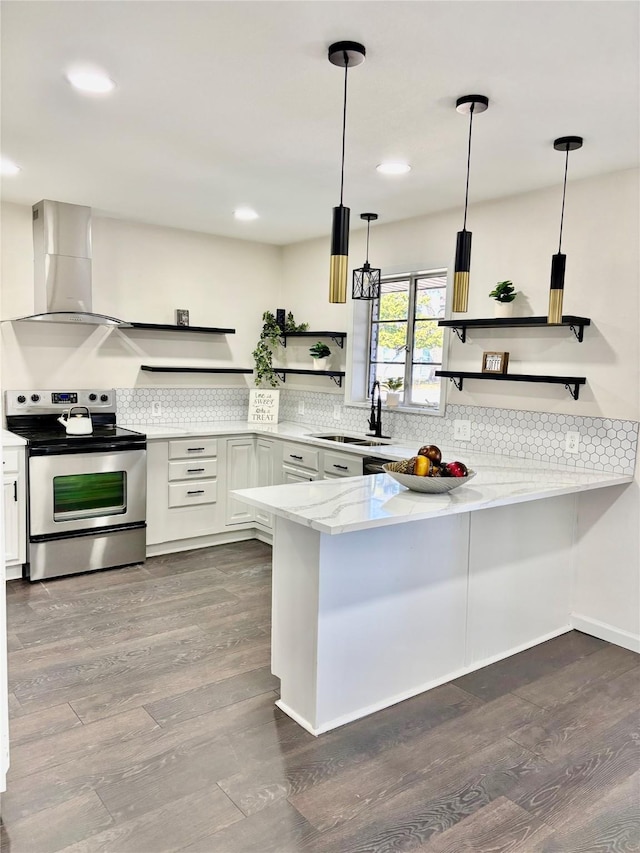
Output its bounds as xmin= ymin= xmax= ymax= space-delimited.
xmin=9 ymin=702 xmax=82 ymax=748
xmin=55 ymin=785 xmax=243 ymax=853
xmin=0 ymin=791 xmax=113 ymax=853
xmin=288 ymin=693 xmax=541 ymax=832
xmin=452 ymin=631 xmax=607 ymax=701
xmin=144 ymin=665 xmax=279 ymax=726
xmin=6 ymin=631 xmax=23 ymax=651
xmin=413 ymin=796 xmax=554 ymax=852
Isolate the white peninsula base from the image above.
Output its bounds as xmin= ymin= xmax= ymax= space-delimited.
xmin=271 ymin=495 xmax=574 ymax=735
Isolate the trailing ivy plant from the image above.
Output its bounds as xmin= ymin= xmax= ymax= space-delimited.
xmin=252 ymin=311 xmax=309 ymax=387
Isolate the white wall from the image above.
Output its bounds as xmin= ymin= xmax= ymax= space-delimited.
xmin=0 ymin=202 xmax=282 ymax=388
xmin=282 ymin=168 xmax=639 ymax=421
xmin=281 ymin=168 xmax=640 ymax=647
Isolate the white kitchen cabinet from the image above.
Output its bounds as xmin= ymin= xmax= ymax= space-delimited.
xmin=322 ymin=449 xmax=363 ymax=478
xmin=225 ymin=437 xmax=256 ymax=525
xmin=255 ymin=439 xmax=278 ymax=529
xmin=3 ymin=447 xmax=26 ymax=570
xmin=282 ymin=466 xmax=319 ymax=484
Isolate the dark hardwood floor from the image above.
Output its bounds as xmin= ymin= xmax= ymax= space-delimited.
xmin=1 ymin=540 xmax=639 ymax=852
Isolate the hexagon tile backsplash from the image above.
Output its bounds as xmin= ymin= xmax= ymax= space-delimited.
xmin=116 ymin=388 xmax=638 ymax=476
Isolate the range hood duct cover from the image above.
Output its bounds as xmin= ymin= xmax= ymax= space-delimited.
xmin=15 ymin=200 xmax=129 ymax=326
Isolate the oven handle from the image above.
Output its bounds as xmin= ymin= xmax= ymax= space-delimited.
xmin=29 ymin=440 xmax=146 ymax=457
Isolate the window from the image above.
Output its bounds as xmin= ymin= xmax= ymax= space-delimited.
xmin=368 ymin=269 xmax=447 ymax=409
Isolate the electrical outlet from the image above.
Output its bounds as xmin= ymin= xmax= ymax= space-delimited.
xmin=333 ymin=405 xmax=341 ymax=421
xmin=565 ymin=431 xmax=581 ymax=454
xmin=297 ymin=401 xmax=305 ymax=415
xmin=454 ymin=419 xmax=471 ymax=441
xmin=151 ymin=401 xmax=162 ymax=417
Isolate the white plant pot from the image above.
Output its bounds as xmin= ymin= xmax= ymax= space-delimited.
xmin=312 ymin=358 xmax=328 ymax=371
xmin=386 ymin=391 xmax=401 ymax=407
xmin=494 ymin=301 xmax=514 ymax=318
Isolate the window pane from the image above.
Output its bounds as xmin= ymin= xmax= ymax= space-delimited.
xmin=410 ymin=364 xmax=441 ymax=407
xmin=377 ymin=279 xmax=410 ymax=321
xmin=415 ymin=278 xmax=447 ymax=319
xmin=412 ymin=320 xmax=443 ymax=364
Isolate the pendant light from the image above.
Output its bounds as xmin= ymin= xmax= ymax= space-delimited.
xmin=548 ymin=136 xmax=583 ymax=324
xmin=452 ymin=94 xmax=489 ymax=313
xmin=352 ymin=213 xmax=381 ymax=300
xmin=328 ymin=41 xmax=366 ymax=304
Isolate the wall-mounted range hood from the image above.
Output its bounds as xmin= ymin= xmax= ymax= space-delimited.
xmin=14 ymin=199 xmax=130 ymax=326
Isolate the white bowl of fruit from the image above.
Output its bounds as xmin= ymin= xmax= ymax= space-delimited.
xmin=383 ymin=445 xmax=475 ymax=494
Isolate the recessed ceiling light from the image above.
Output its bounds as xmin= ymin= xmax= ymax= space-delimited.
xmin=234 ymin=207 xmax=259 ymax=221
xmin=0 ymin=157 xmax=21 ymax=176
xmin=66 ymin=68 xmax=116 ymax=94
xmin=376 ymin=162 xmax=411 ymax=175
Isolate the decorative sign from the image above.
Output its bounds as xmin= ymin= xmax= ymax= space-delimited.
xmin=248 ymin=389 xmax=280 ymax=424
xmin=482 ymin=351 xmax=510 ymax=374
xmin=175 ymin=309 xmax=190 ymax=326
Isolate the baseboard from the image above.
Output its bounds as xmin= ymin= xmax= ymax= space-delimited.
xmin=145 ymin=527 xmax=272 ymax=557
xmin=571 ymin=613 xmax=640 ymax=653
xmin=5 ymin=565 xmax=23 ymax=581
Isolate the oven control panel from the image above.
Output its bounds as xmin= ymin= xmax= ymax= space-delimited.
xmin=5 ymin=389 xmax=117 ymax=415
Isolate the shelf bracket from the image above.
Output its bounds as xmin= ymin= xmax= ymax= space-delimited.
xmin=569 ymin=323 xmax=585 ymax=343
xmin=330 ymin=335 xmax=345 ymax=349
xmin=279 ymin=337 xmax=287 ymax=348
xmin=565 ymin=383 xmax=580 ymax=401
xmin=274 ymin=370 xmax=286 ymax=383
xmin=329 ymin=374 xmax=344 ymax=387
xmin=452 ymin=327 xmax=466 ymax=343
xmin=449 ymin=376 xmax=464 ymax=392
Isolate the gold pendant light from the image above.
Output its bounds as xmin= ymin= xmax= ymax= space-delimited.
xmin=453 ymin=95 xmax=489 ymax=313
xmin=548 ymin=136 xmax=583 ymax=324
xmin=327 ymin=41 xmax=366 ymax=304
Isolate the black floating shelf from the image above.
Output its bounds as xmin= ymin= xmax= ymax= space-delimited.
xmin=436 ymin=370 xmax=586 ymax=400
xmin=128 ymin=323 xmax=236 ymax=334
xmin=140 ymin=365 xmax=252 ymax=374
xmin=280 ymin=331 xmax=347 ymax=348
xmin=273 ymin=368 xmax=346 ymax=388
xmin=438 ymin=316 xmax=591 ymax=343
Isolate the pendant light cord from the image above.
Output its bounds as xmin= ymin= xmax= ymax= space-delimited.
xmin=365 ymin=220 xmax=370 ymax=263
xmin=339 ymin=54 xmax=349 ymax=205
xmin=558 ymin=146 xmax=569 ymax=253
xmin=462 ymin=103 xmax=475 ymax=230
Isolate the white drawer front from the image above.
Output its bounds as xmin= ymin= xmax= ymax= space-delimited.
xmin=2 ymin=450 xmax=20 ymax=473
xmin=323 ymin=451 xmax=362 ymax=477
xmin=168 ymin=480 xmax=218 ymax=508
xmin=168 ymin=459 xmax=218 ymax=481
xmin=169 ymin=438 xmax=218 ymax=460
xmin=282 ymin=443 xmax=319 ymax=471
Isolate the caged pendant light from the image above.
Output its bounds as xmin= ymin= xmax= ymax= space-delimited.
xmin=452 ymin=94 xmax=489 ymax=313
xmin=548 ymin=136 xmax=583 ymax=324
xmin=327 ymin=41 xmax=366 ymax=304
xmin=352 ymin=213 xmax=381 ymax=300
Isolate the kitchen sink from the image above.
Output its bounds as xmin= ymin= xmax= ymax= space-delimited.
xmin=310 ymin=434 xmax=388 ymax=447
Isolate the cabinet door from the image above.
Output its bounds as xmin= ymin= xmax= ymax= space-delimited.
xmin=146 ymin=440 xmax=170 ymax=545
xmin=282 ymin=468 xmax=316 ymax=484
xmin=226 ymin=438 xmax=256 ymax=525
xmin=3 ymin=479 xmax=20 ymax=564
xmin=255 ymin=440 xmax=274 ymax=528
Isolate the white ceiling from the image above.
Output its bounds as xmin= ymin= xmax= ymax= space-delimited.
xmin=1 ymin=1 xmax=638 ymax=245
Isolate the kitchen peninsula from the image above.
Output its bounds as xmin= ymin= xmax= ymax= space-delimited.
xmin=234 ymin=460 xmax=632 ymax=735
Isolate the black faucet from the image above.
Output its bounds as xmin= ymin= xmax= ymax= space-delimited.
xmin=367 ymin=381 xmax=391 ymax=439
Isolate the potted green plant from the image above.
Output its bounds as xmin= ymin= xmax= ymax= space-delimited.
xmin=489 ymin=280 xmax=518 ymax=318
xmin=382 ymin=377 xmax=403 ymax=407
xmin=252 ymin=311 xmax=308 ymax=386
xmin=309 ymin=341 xmax=331 ymax=371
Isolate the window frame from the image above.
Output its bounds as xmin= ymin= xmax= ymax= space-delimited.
xmin=365 ymin=267 xmax=448 ymax=414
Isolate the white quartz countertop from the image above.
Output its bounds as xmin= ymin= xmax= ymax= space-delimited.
xmin=2 ymin=429 xmax=26 ymax=447
xmin=233 ymin=459 xmax=632 ymax=535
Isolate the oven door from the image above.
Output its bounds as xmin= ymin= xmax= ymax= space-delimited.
xmin=29 ymin=448 xmax=146 ymax=537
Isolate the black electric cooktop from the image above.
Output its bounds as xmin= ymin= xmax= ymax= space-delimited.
xmin=6 ymin=414 xmax=145 ymax=449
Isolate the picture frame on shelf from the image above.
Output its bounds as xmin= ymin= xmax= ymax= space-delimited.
xmin=175 ymin=309 xmax=190 ymax=327
xmin=482 ymin=351 xmax=509 ymax=374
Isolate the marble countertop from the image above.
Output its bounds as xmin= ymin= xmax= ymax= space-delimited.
xmin=233 ymin=461 xmax=633 ymax=535
xmin=2 ymin=429 xmax=26 ymax=447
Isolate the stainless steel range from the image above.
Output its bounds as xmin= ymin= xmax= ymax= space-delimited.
xmin=6 ymin=389 xmax=146 ymax=581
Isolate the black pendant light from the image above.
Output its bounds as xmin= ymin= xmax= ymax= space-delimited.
xmin=548 ymin=136 xmax=583 ymax=324
xmin=328 ymin=41 xmax=366 ymax=304
xmin=452 ymin=94 xmax=489 ymax=313
xmin=352 ymin=213 xmax=381 ymax=300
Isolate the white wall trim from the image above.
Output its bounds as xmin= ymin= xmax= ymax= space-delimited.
xmin=571 ymin=613 xmax=640 ymax=653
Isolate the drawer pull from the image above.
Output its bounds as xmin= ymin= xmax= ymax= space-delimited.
xmin=187 ymin=447 xmax=205 ymax=452
xmin=187 ymin=468 xmax=205 ymax=473
xmin=187 ymin=490 xmax=205 ymax=495
xmin=333 ymin=464 xmax=349 ymax=470
xmin=289 ymin=454 xmax=303 ymax=460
